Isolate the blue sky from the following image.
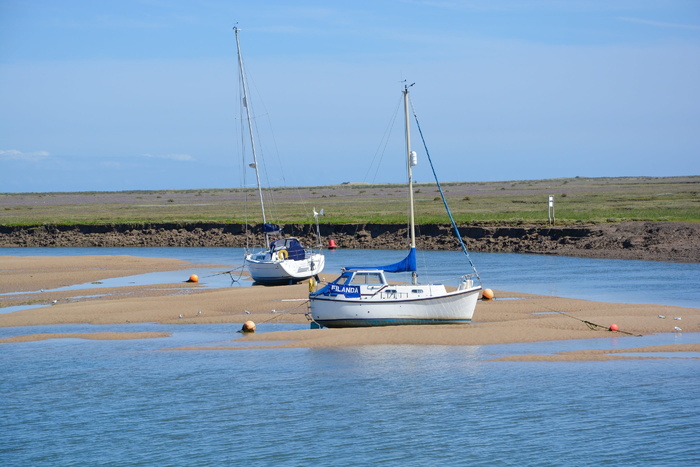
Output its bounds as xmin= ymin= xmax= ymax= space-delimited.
xmin=1 ymin=0 xmax=699 ymax=193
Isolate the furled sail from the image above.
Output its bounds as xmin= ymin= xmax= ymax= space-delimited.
xmin=345 ymin=247 xmax=417 ymax=273
xmin=263 ymin=223 xmax=281 ymax=234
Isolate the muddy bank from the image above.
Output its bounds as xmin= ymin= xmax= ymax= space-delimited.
xmin=1 ymin=221 xmax=698 ymax=263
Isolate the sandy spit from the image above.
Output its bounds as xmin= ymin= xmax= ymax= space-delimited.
xmin=1 ymin=255 xmax=698 ymax=361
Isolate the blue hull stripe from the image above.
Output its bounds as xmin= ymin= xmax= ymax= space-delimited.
xmin=314 ymin=318 xmax=472 ymax=328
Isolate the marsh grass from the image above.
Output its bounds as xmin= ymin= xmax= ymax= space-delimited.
xmin=1 ymin=176 xmax=698 ymax=226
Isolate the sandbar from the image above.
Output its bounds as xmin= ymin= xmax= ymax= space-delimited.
xmin=0 ymin=255 xmax=698 ymax=361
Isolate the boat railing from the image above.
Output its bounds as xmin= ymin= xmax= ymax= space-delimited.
xmin=457 ymin=274 xmax=480 ymax=290
xmin=365 ymin=285 xmax=390 ymax=298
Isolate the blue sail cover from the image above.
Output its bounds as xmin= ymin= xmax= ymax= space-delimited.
xmin=270 ymin=238 xmax=305 ymax=260
xmin=263 ymin=223 xmax=281 ymax=233
xmin=345 ymin=247 xmax=417 ymax=273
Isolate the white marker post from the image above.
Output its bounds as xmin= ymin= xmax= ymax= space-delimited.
xmin=548 ymin=195 xmax=555 ymax=225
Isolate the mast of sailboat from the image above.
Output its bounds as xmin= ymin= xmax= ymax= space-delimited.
xmin=403 ymin=83 xmax=418 ymax=285
xmin=234 ymin=26 xmax=269 ymax=248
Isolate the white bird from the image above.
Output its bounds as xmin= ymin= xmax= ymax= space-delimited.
xmin=271 ymin=309 xmax=277 ymax=313
xmin=674 ymin=326 xmax=682 ymax=332
xmin=244 ymin=311 xmax=250 ymax=314
xmin=178 ymin=314 xmax=183 ymax=319
xmin=674 ymin=317 xmax=682 ymax=320
xmin=658 ymin=315 xmax=665 ymax=319
xmin=197 ymin=311 xmax=202 ymax=315
xmin=51 ymin=300 xmax=57 ymax=304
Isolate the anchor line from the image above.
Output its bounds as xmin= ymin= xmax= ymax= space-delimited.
xmin=195 ymin=266 xmax=247 ymax=283
xmin=539 ymin=305 xmax=642 ymax=337
xmin=252 ymin=300 xmax=311 ymax=325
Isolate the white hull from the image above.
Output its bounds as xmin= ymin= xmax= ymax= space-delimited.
xmin=246 ymin=252 xmax=325 ymax=284
xmin=310 ymin=281 xmax=481 ymax=328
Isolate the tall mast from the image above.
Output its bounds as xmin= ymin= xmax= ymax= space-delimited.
xmin=403 ymin=83 xmax=417 ymax=285
xmin=234 ymin=26 xmax=269 ymax=247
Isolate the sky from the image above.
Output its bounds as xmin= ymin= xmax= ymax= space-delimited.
xmin=1 ymin=0 xmax=699 ymax=193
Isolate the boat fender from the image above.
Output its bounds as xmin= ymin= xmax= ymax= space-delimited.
xmin=278 ymin=249 xmax=288 ymax=260
xmin=309 ymin=277 xmax=316 ymax=292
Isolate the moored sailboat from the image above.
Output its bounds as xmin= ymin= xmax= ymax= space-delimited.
xmin=308 ymin=84 xmax=481 ymax=327
xmin=234 ymin=27 xmax=325 ymax=284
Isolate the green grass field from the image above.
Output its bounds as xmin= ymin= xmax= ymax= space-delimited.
xmin=1 ymin=176 xmax=698 ymax=226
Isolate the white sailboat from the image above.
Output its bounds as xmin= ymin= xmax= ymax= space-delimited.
xmin=234 ymin=27 xmax=325 ymax=284
xmin=308 ymin=84 xmax=481 ymax=327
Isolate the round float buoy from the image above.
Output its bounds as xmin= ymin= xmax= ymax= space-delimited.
xmin=482 ymin=288 xmax=494 ymax=300
xmin=241 ymin=320 xmax=256 ymax=333
xmin=609 ymin=323 xmax=619 ymax=332
xmin=188 ymin=274 xmax=199 ymax=283
xmin=328 ymin=239 xmax=337 ymax=250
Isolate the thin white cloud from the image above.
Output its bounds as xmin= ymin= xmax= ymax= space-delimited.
xmin=0 ymin=149 xmax=50 ymax=161
xmin=620 ymin=17 xmax=700 ymax=31
xmin=143 ymin=153 xmax=195 ymax=161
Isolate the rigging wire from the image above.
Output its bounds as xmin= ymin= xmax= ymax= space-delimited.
xmin=363 ymin=96 xmax=403 ymax=184
xmin=233 ymin=29 xmax=320 ymax=247
xmin=408 ymin=96 xmax=481 ymax=281
xmin=237 ymin=72 xmax=321 ymax=248
xmin=234 ymin=28 xmax=282 ymax=247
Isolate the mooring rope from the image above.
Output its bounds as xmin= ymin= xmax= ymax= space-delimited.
xmin=538 ymin=304 xmax=642 ymax=337
xmin=195 ymin=266 xmax=247 ymax=284
xmin=251 ymin=299 xmax=310 ymax=325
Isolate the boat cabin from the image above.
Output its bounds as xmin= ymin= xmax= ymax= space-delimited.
xmin=270 ymin=238 xmax=306 ymax=260
xmin=336 ymin=269 xmax=387 ymax=287
xmin=311 ymin=269 xmax=389 ymax=299
xmin=248 ymin=237 xmax=307 ymax=262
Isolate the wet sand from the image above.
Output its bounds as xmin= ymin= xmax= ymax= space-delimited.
xmin=1 ymin=255 xmax=698 ymax=360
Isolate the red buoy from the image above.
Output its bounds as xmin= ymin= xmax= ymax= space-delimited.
xmin=328 ymin=239 xmax=337 ymax=250
xmin=609 ymin=323 xmax=619 ymax=332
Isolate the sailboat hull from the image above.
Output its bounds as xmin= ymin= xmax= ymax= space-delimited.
xmin=309 ymin=284 xmax=481 ymax=328
xmin=246 ymin=253 xmax=325 ymax=284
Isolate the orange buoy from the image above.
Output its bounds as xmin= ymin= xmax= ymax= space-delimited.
xmin=482 ymin=288 xmax=494 ymax=300
xmin=328 ymin=239 xmax=337 ymax=250
xmin=188 ymin=274 xmax=199 ymax=283
xmin=241 ymin=320 xmax=256 ymax=333
xmin=609 ymin=323 xmax=619 ymax=332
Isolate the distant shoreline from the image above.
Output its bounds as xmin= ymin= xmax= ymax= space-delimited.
xmin=1 ymin=220 xmax=699 ymax=263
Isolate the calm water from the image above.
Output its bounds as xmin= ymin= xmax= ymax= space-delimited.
xmin=1 ymin=248 xmax=699 ymax=466
xmin=2 ymin=247 xmax=699 ymax=307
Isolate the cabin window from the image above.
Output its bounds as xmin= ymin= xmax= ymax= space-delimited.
xmin=350 ymin=273 xmax=383 ymax=286
xmin=336 ymin=272 xmax=354 ymax=285
xmin=412 ymin=289 xmax=424 ymax=294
